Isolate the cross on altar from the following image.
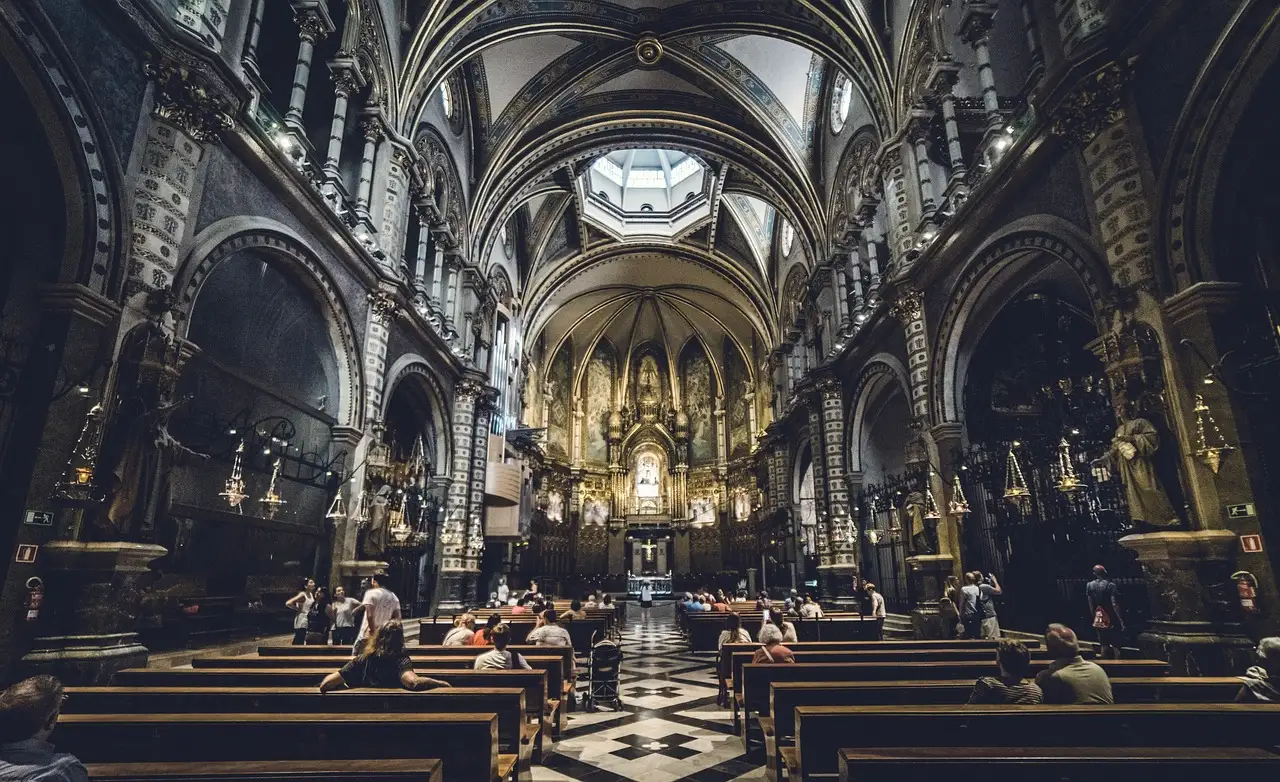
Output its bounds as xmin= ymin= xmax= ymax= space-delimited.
xmin=639 ymin=540 xmax=657 ymax=558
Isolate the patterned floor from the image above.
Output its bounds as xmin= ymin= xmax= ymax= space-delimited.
xmin=533 ymin=603 xmax=765 ymax=781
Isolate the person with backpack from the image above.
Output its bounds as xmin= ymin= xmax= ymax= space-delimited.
xmin=1086 ymin=564 xmax=1125 ymax=659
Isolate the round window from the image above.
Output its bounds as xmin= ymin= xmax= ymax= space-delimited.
xmin=781 ymin=221 xmax=795 ymax=257
xmin=830 ymin=73 xmax=853 ymax=135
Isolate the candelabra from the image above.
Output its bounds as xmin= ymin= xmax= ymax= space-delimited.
xmin=1003 ymin=443 xmax=1030 ymax=502
xmin=259 ymin=458 xmax=286 ymax=519
xmin=1055 ymin=438 xmax=1085 ymax=493
xmin=948 ymin=472 xmax=971 ymax=515
xmin=219 ymin=440 xmax=248 ymax=512
xmin=1193 ymin=393 xmax=1234 ymax=474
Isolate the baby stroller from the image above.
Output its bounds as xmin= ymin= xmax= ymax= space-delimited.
xmin=582 ymin=632 xmax=623 ymax=712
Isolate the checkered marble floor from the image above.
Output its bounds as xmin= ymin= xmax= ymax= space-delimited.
xmin=533 ymin=602 xmax=765 ymax=782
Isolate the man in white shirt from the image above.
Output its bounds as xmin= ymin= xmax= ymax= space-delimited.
xmin=866 ymin=582 xmax=886 ymax=640
xmin=526 ymin=609 xmax=572 ymax=647
xmin=355 ymin=571 xmax=401 ymax=652
xmin=799 ymin=594 xmax=824 ymax=618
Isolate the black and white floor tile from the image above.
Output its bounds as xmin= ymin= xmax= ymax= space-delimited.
xmin=533 ymin=603 xmax=765 ymax=781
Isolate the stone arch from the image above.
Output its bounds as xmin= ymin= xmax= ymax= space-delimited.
xmin=1159 ymin=2 xmax=1280 ymax=293
xmin=414 ymin=125 xmax=465 ymax=243
xmin=0 ymin=2 xmax=124 ymax=297
xmin=176 ymin=217 xmax=364 ymax=430
xmin=381 ymin=353 xmax=453 ymax=473
xmin=846 ymin=354 xmax=912 ymax=473
xmin=781 ymin=262 xmax=809 ymax=325
xmin=931 ymin=216 xmax=1109 ymax=425
xmin=828 ymin=125 xmax=879 ymax=241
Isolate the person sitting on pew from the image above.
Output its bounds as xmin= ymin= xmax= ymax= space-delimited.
xmin=752 ymin=624 xmax=795 ymax=664
xmin=471 ymin=613 xmax=502 ymax=646
xmin=475 ymin=624 xmax=532 ymax=670
xmin=443 ymin=613 xmax=476 ymax=646
xmin=967 ymin=639 xmax=1043 ymax=704
xmin=512 ymin=595 xmax=532 ymax=615
xmin=754 ymin=591 xmax=772 ymax=610
xmin=760 ymin=609 xmax=798 ymax=644
xmin=321 ymin=621 xmax=451 ymax=692
xmin=799 ymin=594 xmax=824 ymax=619
xmin=527 ymin=609 xmax=572 ymax=647
xmin=486 ymin=592 xmax=503 ymax=609
xmin=717 ymin=613 xmax=753 ymax=706
xmin=1034 ymin=623 xmax=1113 ymax=704
xmin=0 ymin=675 xmax=87 ymax=782
xmin=565 ymin=599 xmax=587 ymax=621
xmin=1236 ymin=636 xmax=1280 ymax=703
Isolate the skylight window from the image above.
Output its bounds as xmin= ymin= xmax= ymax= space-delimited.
xmin=669 ymin=157 xmax=701 ymax=185
xmin=592 ymin=157 xmax=625 ymax=185
xmin=627 ymin=168 xmax=667 ymax=188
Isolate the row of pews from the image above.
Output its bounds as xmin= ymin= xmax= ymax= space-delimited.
xmin=50 ymin=614 xmax=607 ymax=782
xmin=720 ymin=637 xmax=1280 ymax=781
xmin=685 ymin=610 xmax=882 ymax=652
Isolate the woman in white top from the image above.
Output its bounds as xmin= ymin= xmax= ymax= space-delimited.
xmin=443 ymin=613 xmax=476 ymax=646
xmin=328 ymin=586 xmax=361 ymax=646
xmin=285 ymin=578 xmax=316 ymax=646
xmin=799 ymin=595 xmax=824 ymax=619
xmin=716 ymin=613 xmax=753 ymax=706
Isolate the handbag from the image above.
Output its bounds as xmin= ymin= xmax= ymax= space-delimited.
xmin=1092 ymin=605 xmax=1112 ymax=630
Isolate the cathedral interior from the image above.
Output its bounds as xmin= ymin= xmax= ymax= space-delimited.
xmin=2 ymin=0 xmax=1280 ymax=779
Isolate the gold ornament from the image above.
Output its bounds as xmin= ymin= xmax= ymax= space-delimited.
xmin=219 ymin=439 xmax=248 ymax=512
xmin=1055 ymin=438 xmax=1085 ymax=493
xmin=259 ymin=458 xmax=287 ymax=518
xmin=923 ymin=481 xmax=942 ymax=521
xmin=948 ymin=472 xmax=971 ymax=515
xmin=1003 ymin=445 xmax=1030 ymax=502
xmin=887 ymin=504 xmax=904 ymax=541
xmin=324 ymin=484 xmax=348 ymax=521
xmin=53 ymin=403 xmax=106 ymax=506
xmin=1193 ymin=393 xmax=1234 ymax=474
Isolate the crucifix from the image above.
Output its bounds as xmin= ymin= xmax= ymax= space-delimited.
xmin=640 ymin=539 xmax=657 ymax=559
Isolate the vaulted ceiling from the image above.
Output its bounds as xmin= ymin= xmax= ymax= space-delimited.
xmin=395 ymin=0 xmax=895 ymax=385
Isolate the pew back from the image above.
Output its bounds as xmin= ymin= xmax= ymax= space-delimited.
xmin=85 ymin=758 xmax=443 ymax=781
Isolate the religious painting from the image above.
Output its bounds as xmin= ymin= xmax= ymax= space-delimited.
xmin=546 ymin=490 xmax=564 ymax=523
xmin=681 ymin=340 xmax=715 ymax=464
xmin=635 ymin=452 xmax=661 ymax=497
xmin=631 ymin=346 xmax=668 ymax=408
xmin=733 ymin=490 xmax=751 ymax=522
xmin=725 ymin=341 xmax=751 ymax=457
xmin=583 ymin=496 xmax=609 ymax=526
xmin=583 ymin=340 xmax=614 ymax=464
xmin=546 ymin=342 xmax=572 ymax=457
xmin=691 ymin=496 xmax=716 ymax=526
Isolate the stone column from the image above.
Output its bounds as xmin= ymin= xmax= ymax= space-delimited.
xmin=847 ymin=249 xmax=866 ymax=315
xmin=284 ymin=6 xmax=329 ymax=134
xmin=889 ymin=287 xmax=931 ymax=420
xmin=354 ymin=116 xmax=382 ymax=224
xmin=431 ymin=245 xmax=447 ymax=309
xmin=412 ymin=214 xmax=430 ymax=292
xmin=463 ymin=388 xmax=498 ymax=605
xmin=864 ymin=229 xmax=884 ymax=296
xmin=322 ymin=62 xmax=361 ymax=183
xmin=241 ymin=0 xmax=266 ymax=74
xmin=814 ymin=375 xmax=857 ymax=605
xmin=832 ymin=256 xmax=851 ymax=332
xmin=327 ymin=424 xmax=365 ymax=589
xmin=928 ymin=61 xmax=967 ymax=193
xmin=361 ymin=291 xmax=400 ymax=426
xmin=960 ymin=4 xmax=1004 ymax=136
xmin=1020 ymin=0 xmax=1046 ymax=84
xmin=881 ymin=156 xmax=914 ymax=263
xmin=907 ymin=113 xmax=937 ymax=229
xmin=437 ymin=376 xmax=485 ymax=610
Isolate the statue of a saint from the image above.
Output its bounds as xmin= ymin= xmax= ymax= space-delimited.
xmin=638 ymin=357 xmax=660 ymax=401
xmin=363 ymin=484 xmax=393 ymax=556
xmin=1099 ymin=412 xmax=1180 ymax=528
xmin=902 ymin=490 xmax=938 ymax=555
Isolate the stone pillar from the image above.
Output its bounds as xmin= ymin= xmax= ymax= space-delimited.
xmin=1053 ymin=0 xmax=1113 ymax=59
xmin=413 ymin=215 xmax=430 ymax=292
xmin=19 ymin=542 xmax=167 ymax=684
xmin=362 ymin=291 xmax=400 ymax=426
xmin=323 ymin=62 xmax=361 ymax=182
xmin=908 ymin=111 xmax=937 ymax=223
xmin=673 ymin=520 xmax=692 ymax=573
xmin=127 ymin=57 xmax=234 ymax=302
xmin=928 ymin=421 xmax=967 ymax=572
xmin=889 ymin=288 xmax=931 ymax=420
xmin=380 ymin=148 xmax=413 ymax=275
xmin=881 ymin=157 xmax=914 ymax=264
xmin=437 ymin=376 xmax=485 ymax=610
xmin=848 ymin=249 xmax=866 ymax=315
xmin=864 ymin=231 xmax=882 ymax=295
xmin=814 ymin=376 xmax=857 ymax=605
xmin=241 ymin=0 xmax=266 ymax=73
xmin=960 ymin=3 xmax=1004 ymax=136
xmin=928 ymin=61 xmax=966 ymax=190
xmin=1120 ymin=531 xmax=1255 ymax=675
xmin=450 ymin=261 xmax=467 ymax=340
xmin=431 ymin=245 xmax=447 ymax=308
xmin=284 ymin=6 xmax=329 ymax=134
xmin=463 ymin=388 xmax=498 ymax=605
xmin=1020 ymin=0 xmax=1046 ymax=83
xmin=832 ymin=257 xmax=851 ymax=332
xmin=328 ymin=424 xmax=365 ymax=589
xmin=354 ymin=116 xmax=382 ymax=224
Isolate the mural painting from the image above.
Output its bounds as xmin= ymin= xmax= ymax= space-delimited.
xmin=546 ymin=342 xmax=572 ymax=457
xmin=682 ymin=341 xmax=716 ymax=464
xmin=584 ymin=340 xmax=614 ymax=464
xmin=725 ymin=341 xmax=751 ymax=457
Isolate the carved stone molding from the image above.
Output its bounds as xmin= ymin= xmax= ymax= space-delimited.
xmin=1049 ymin=60 xmax=1136 ymax=146
xmin=888 ymin=287 xmax=924 ymax=322
xmin=143 ymin=53 xmax=234 ymax=142
xmin=366 ymin=290 xmax=401 ymax=325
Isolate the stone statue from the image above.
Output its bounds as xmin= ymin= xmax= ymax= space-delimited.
xmin=902 ymin=490 xmax=937 ymax=555
xmin=639 ymin=356 xmax=660 ymax=400
xmin=1098 ymin=413 xmax=1180 ymax=528
xmin=363 ymin=484 xmax=393 ymax=556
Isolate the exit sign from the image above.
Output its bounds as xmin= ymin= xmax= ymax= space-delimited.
xmin=1241 ymin=534 xmax=1264 ymax=554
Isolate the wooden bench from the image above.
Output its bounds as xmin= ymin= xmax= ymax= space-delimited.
xmin=257 ymin=645 xmax=577 ymax=686
xmin=87 ymin=758 xmax=443 ymax=781
xmin=791 ymin=703 xmax=1280 ymax=781
xmin=419 ymin=618 xmax=604 ymax=654
xmin=66 ymin=686 xmax=540 ymax=774
xmin=109 ymin=667 xmax=558 ymax=739
xmin=56 ymin=712 xmax=509 ymax=782
xmin=761 ymin=677 xmax=1242 ymax=782
xmin=687 ymin=614 xmax=877 ymax=651
xmin=835 ymin=747 xmax=1280 ymax=782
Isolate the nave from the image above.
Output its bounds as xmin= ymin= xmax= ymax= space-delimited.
xmin=537 ymin=605 xmax=764 ymax=782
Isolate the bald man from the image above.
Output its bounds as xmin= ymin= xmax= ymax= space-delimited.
xmin=1034 ymin=623 xmax=1114 ymax=704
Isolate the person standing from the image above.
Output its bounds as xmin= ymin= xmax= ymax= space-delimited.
xmin=306 ymin=586 xmax=332 ymax=645
xmin=0 ymin=676 xmax=88 ymax=782
xmin=866 ymin=583 xmax=886 ymax=640
xmin=285 ymin=578 xmax=316 ymax=646
xmin=355 ymin=571 xmax=401 ymax=654
xmin=1086 ymin=565 xmax=1125 ymax=659
xmin=328 ymin=585 xmax=361 ymax=647
xmin=1034 ymin=624 xmax=1114 ymax=704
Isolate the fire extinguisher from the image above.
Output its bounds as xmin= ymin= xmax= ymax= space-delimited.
xmin=1233 ymin=571 xmax=1259 ymax=615
xmin=24 ymin=577 xmax=43 ymax=622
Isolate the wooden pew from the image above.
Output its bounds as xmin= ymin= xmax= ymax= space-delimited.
xmin=110 ymin=668 xmax=558 ymax=738
xmin=65 ymin=686 xmax=540 ymax=774
xmin=835 ymin=747 xmax=1280 ymax=782
xmin=189 ymin=655 xmax=568 ymax=735
xmin=761 ymin=677 xmax=1242 ymax=782
xmin=419 ymin=618 xmax=604 ymax=653
xmin=790 ymin=703 xmax=1280 ymax=781
xmin=56 ymin=712 xmax=509 ymax=782
xmin=87 ymin=758 xmax=443 ymax=781
xmin=258 ymin=644 xmax=577 ymax=686
xmin=687 ymin=614 xmax=878 ymax=651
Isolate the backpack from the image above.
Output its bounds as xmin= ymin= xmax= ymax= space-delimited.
xmin=1092 ymin=605 xmax=1112 ymax=629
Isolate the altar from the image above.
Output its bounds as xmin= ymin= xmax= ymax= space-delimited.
xmin=628 ymin=573 xmax=673 ymax=597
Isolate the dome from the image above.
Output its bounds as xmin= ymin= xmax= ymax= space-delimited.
xmin=580 ymin=148 xmax=713 ymax=241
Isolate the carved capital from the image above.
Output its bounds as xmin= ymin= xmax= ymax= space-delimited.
xmin=888 ymin=287 xmax=924 ymax=323
xmin=455 ymin=377 xmax=486 ymax=403
xmin=294 ymin=8 xmax=329 ymax=44
xmin=367 ymin=290 xmax=401 ymax=325
xmin=331 ymin=66 xmax=362 ymax=98
xmin=143 ymin=53 xmax=235 ymax=143
xmin=360 ymin=116 xmax=384 ymax=144
xmin=1050 ymin=60 xmax=1136 ymax=146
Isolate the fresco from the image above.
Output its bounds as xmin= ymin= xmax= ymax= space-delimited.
xmin=546 ymin=342 xmax=572 ymax=457
xmin=584 ymin=340 xmax=613 ymax=464
xmin=725 ymin=341 xmax=752 ymax=458
xmin=682 ymin=342 xmax=715 ymax=464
